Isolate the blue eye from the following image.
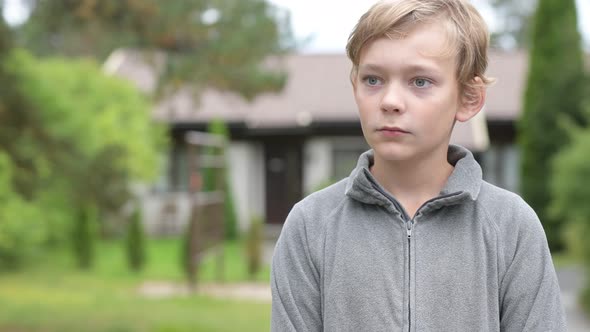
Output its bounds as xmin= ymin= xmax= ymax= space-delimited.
xmin=413 ymin=78 xmax=432 ymax=88
xmin=363 ymin=76 xmax=381 ymax=86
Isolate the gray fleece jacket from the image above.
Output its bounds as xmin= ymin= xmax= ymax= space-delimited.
xmin=271 ymin=145 xmax=566 ymax=332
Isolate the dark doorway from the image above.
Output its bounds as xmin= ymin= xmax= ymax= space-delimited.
xmin=265 ymin=139 xmax=303 ymax=225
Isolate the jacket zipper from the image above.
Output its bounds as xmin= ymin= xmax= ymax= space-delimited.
xmin=366 ymin=178 xmax=414 ymax=331
xmin=364 ymin=170 xmax=461 ymax=332
xmin=407 ymin=219 xmax=412 ymax=332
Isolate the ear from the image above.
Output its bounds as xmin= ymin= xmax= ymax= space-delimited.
xmin=455 ymin=76 xmax=486 ymax=122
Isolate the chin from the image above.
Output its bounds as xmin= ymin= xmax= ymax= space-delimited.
xmin=371 ymin=143 xmax=418 ymax=163
xmin=372 ymin=139 xmax=451 ymax=165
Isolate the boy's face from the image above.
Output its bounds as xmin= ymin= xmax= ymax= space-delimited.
xmin=352 ymin=22 xmax=479 ymax=164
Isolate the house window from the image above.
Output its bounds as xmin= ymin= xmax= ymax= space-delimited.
xmin=481 ymin=143 xmax=520 ymax=193
xmin=332 ymin=138 xmax=370 ymax=181
xmin=168 ymin=144 xmax=190 ymax=192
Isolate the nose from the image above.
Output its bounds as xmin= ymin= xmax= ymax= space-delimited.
xmin=380 ymin=82 xmax=405 ymax=113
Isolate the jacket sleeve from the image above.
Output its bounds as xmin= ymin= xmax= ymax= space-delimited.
xmin=499 ymin=203 xmax=567 ymax=332
xmin=270 ymin=204 xmax=322 ymax=332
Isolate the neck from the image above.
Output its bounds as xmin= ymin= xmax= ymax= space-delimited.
xmin=370 ymin=147 xmax=454 ymax=217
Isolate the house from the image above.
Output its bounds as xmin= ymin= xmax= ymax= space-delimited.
xmin=104 ymin=50 xmax=527 ymax=235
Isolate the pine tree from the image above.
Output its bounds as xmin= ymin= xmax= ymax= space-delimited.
xmin=72 ymin=206 xmax=95 ymax=269
xmin=126 ymin=207 xmax=146 ymax=272
xmin=518 ymin=0 xmax=585 ymax=251
xmin=245 ymin=216 xmax=264 ymax=280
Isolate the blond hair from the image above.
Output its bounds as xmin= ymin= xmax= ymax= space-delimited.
xmin=346 ymin=0 xmax=494 ymax=99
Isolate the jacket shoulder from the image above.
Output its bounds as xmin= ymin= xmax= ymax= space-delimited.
xmin=277 ymin=178 xmax=349 ymax=263
xmin=282 ymin=178 xmax=350 ymax=239
xmin=478 ymin=181 xmax=537 ymax=218
xmin=477 ymin=181 xmax=545 ymax=242
xmin=294 ymin=178 xmax=349 ymax=222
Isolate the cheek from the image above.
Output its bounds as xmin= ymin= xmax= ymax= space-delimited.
xmin=413 ymin=100 xmax=456 ymax=132
xmin=358 ymin=110 xmax=372 ymax=133
xmin=430 ymin=102 xmax=459 ymax=134
xmin=354 ymin=94 xmax=372 ymax=119
xmin=354 ymin=101 xmax=374 ymax=138
xmin=431 ymin=96 xmax=459 ymax=119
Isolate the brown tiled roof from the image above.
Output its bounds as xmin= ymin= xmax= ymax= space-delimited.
xmin=152 ymin=54 xmax=359 ymax=127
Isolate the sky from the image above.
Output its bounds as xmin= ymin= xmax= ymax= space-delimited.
xmin=3 ymin=0 xmax=590 ymax=53
xmin=267 ymin=0 xmax=590 ymax=53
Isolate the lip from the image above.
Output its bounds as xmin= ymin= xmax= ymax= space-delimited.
xmin=377 ymin=126 xmax=410 ymax=137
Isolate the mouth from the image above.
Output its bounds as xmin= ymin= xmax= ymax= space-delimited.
xmin=377 ymin=126 xmax=410 ymax=134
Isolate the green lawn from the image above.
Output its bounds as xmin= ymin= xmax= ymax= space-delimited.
xmin=0 ymin=238 xmax=271 ymax=332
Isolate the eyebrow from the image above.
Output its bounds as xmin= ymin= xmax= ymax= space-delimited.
xmin=358 ymin=63 xmax=441 ymax=74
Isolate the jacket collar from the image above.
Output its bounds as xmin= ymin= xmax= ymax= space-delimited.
xmin=345 ymin=145 xmax=482 ymax=213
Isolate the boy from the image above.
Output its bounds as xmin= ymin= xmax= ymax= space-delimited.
xmin=271 ymin=0 xmax=566 ymax=331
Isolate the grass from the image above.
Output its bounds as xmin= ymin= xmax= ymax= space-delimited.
xmin=552 ymin=251 xmax=583 ymax=269
xmin=0 ymin=238 xmax=271 ymax=332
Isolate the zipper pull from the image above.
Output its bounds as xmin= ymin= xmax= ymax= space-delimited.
xmin=407 ymin=223 xmax=412 ymax=239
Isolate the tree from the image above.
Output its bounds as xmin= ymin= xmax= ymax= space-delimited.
xmin=72 ymin=205 xmax=96 ymax=269
xmin=518 ymin=0 xmax=585 ymax=251
xmin=0 ymin=152 xmax=46 ymax=269
xmin=245 ymin=216 xmax=263 ymax=280
xmin=550 ymin=100 xmax=590 ymax=311
xmin=0 ymin=17 xmax=40 ymax=201
xmin=126 ymin=207 xmax=146 ymax=272
xmin=0 ymin=0 xmax=293 ymax=268
xmin=16 ymin=0 xmax=293 ymax=100
xmin=12 ymin=50 xmax=165 ymax=202
xmin=488 ymin=0 xmax=537 ymax=49
xmin=0 ymin=49 xmax=166 ymax=261
xmin=0 ymin=17 xmax=49 ymax=268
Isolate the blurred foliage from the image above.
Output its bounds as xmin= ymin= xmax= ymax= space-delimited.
xmin=0 ymin=0 xmax=293 ymax=267
xmin=126 ymin=207 xmax=146 ymax=272
xmin=550 ymin=94 xmax=590 ymax=313
xmin=11 ymin=49 xmax=166 ymax=206
xmin=550 ymin=125 xmax=590 ymax=262
xmin=0 ymin=46 xmax=166 ymax=268
xmin=0 ymin=153 xmax=46 ymax=269
xmin=245 ymin=216 xmax=263 ymax=280
xmin=203 ymin=119 xmax=238 ymax=241
xmin=518 ymin=0 xmax=585 ymax=252
xmin=488 ymin=0 xmax=537 ymax=49
xmin=72 ymin=205 xmax=97 ymax=269
xmin=15 ymin=0 xmax=294 ymax=100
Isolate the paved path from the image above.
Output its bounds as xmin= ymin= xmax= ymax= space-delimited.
xmin=557 ymin=266 xmax=590 ymax=331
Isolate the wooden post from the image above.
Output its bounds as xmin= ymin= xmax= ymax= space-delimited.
xmin=183 ymin=130 xmax=226 ymax=288
xmin=186 ymin=143 xmax=200 ymax=289
xmin=217 ymin=161 xmax=225 ymax=282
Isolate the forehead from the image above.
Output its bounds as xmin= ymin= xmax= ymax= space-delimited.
xmin=358 ymin=22 xmax=458 ymax=74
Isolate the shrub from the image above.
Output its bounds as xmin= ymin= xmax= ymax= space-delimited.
xmin=126 ymin=207 xmax=146 ymax=272
xmin=72 ymin=206 xmax=96 ymax=269
xmin=0 ymin=153 xmax=46 ymax=269
xmin=245 ymin=216 xmax=264 ymax=280
xmin=8 ymin=49 xmax=166 ymax=246
xmin=550 ymin=125 xmax=590 ymax=314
